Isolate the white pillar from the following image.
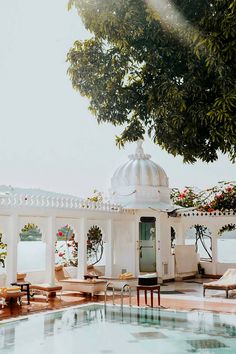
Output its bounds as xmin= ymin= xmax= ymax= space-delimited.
xmin=175 ymin=222 xmax=185 ymax=245
xmin=131 ymin=220 xmax=137 ymax=276
xmin=105 ymin=219 xmax=113 ymax=277
xmin=6 ymin=214 xmax=18 ymax=286
xmin=211 ymin=227 xmax=218 ymax=275
xmin=155 ymin=215 xmax=163 ymax=279
xmin=77 ymin=217 xmax=87 ymax=279
xmin=45 ymin=216 xmax=56 ymax=285
xmin=135 ymin=216 xmax=140 ymax=276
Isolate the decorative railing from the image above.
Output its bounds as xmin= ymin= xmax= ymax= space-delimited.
xmin=177 ymin=210 xmax=236 ymax=217
xmin=0 ymin=194 xmax=131 ymax=213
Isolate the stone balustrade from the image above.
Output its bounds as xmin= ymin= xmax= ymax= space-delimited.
xmin=0 ymin=193 xmax=132 ymax=213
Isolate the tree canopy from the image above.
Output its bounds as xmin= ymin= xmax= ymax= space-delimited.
xmin=67 ymin=0 xmax=236 ymax=163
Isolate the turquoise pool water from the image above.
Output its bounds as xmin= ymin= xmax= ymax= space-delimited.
xmin=0 ymin=305 xmax=236 ymax=353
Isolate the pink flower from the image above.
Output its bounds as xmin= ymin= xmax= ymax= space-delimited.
xmin=207 ymin=208 xmax=214 ymax=212
xmin=58 ymin=252 xmax=65 ymax=257
xmin=216 ymin=194 xmax=223 ymax=199
xmin=226 ymin=186 xmax=233 ymax=192
xmin=58 ymin=231 xmax=63 ymax=237
xmin=178 ymin=193 xmax=186 ymax=199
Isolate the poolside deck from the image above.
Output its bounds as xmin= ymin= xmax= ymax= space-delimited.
xmin=1 ymin=278 xmax=236 ymax=321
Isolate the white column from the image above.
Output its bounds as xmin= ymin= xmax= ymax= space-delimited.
xmin=156 ymin=215 xmax=162 ymax=279
xmin=105 ymin=219 xmax=113 ymax=277
xmin=175 ymin=221 xmax=185 ymax=245
xmin=211 ymin=227 xmax=218 ymax=275
xmin=77 ymin=217 xmax=87 ymax=279
xmin=131 ymin=220 xmax=137 ymax=276
xmin=135 ymin=216 xmax=140 ymax=276
xmin=6 ymin=214 xmax=18 ymax=286
xmin=45 ymin=216 xmax=56 ymax=285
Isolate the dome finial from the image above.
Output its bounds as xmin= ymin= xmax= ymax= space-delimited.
xmin=135 ymin=139 xmax=144 ymax=158
xmin=128 ymin=139 xmax=151 ymax=160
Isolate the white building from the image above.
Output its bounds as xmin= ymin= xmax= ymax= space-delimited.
xmin=0 ymin=141 xmax=235 ymax=286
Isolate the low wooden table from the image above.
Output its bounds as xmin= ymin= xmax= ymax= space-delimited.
xmin=136 ymin=284 xmax=160 ymax=307
xmin=1 ymin=291 xmax=25 ymax=307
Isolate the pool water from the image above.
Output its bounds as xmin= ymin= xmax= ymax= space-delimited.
xmin=0 ymin=304 xmax=236 ymax=354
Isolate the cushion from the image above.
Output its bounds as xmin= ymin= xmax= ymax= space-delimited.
xmin=30 ymin=284 xmax=62 ymax=292
xmin=55 ymin=266 xmax=70 ymax=281
xmin=17 ymin=273 xmax=27 ymax=281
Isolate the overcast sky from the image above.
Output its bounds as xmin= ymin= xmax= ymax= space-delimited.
xmin=0 ymin=0 xmax=235 ymax=198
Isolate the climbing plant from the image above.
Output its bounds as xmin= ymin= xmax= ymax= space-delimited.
xmin=55 ymin=225 xmax=78 ymax=267
xmin=193 ymin=225 xmax=212 ymax=260
xmin=87 ymin=225 xmax=104 ymax=266
xmin=0 ymin=233 xmax=7 ymax=268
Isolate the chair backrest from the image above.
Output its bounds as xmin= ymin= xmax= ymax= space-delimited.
xmin=17 ymin=273 xmax=27 ymax=282
xmin=87 ymin=265 xmax=104 ymax=276
xmin=55 ymin=265 xmax=70 ymax=281
xmin=221 ymin=269 xmax=236 ymax=281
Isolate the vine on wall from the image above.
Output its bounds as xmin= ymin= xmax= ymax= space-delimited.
xmin=87 ymin=225 xmax=104 ymax=266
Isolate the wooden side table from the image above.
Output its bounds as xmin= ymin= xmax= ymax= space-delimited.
xmin=11 ymin=281 xmax=31 ymax=304
xmin=136 ymin=285 xmax=160 ymax=307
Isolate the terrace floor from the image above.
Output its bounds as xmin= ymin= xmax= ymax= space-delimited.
xmin=1 ymin=278 xmax=236 ymax=321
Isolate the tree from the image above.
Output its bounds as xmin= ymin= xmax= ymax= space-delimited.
xmin=67 ymin=0 xmax=236 ymax=163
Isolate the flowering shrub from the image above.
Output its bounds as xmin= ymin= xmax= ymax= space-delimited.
xmin=171 ymin=182 xmax=236 ymax=261
xmin=55 ymin=225 xmax=78 ymax=267
xmin=171 ymin=182 xmax=236 ymax=212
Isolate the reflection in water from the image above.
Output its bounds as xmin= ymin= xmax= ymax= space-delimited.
xmin=0 ymin=305 xmax=236 ymax=353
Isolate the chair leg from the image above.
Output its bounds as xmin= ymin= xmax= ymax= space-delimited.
xmin=203 ymin=287 xmax=205 ymax=297
xmin=226 ymin=289 xmax=229 ymax=298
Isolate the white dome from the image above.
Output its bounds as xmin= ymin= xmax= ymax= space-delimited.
xmin=111 ymin=141 xmax=169 ymax=189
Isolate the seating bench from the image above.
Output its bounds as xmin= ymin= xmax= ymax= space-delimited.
xmin=30 ymin=284 xmax=62 ymax=302
xmin=58 ymin=279 xmax=107 ymax=297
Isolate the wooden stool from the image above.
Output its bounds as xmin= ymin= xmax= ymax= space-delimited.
xmin=137 ymin=285 xmax=160 ymax=307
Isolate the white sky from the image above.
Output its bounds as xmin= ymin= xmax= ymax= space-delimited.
xmin=0 ymin=0 xmax=235 ymax=198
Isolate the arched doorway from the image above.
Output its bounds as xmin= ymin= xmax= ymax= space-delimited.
xmin=185 ymin=225 xmax=212 ymax=261
xmin=218 ymin=224 xmax=236 ymax=263
xmin=55 ymin=225 xmax=77 ymax=267
xmin=0 ymin=231 xmax=7 ymax=269
xmin=17 ymin=223 xmax=46 ymax=272
xmin=87 ymin=225 xmax=105 ymax=267
xmin=139 ymin=217 xmax=156 ymax=272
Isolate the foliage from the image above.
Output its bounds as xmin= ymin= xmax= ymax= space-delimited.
xmin=55 ymin=225 xmax=78 ymax=267
xmin=87 ymin=189 xmax=103 ymax=203
xmin=171 ymin=182 xmax=236 ymax=259
xmin=194 ymin=225 xmax=212 ymax=260
xmin=67 ymin=0 xmax=236 ymax=163
xmin=87 ymin=225 xmax=104 ymax=266
xmin=171 ymin=182 xmax=236 ymax=212
xmin=219 ymin=223 xmax=236 ymax=236
xmin=170 ymin=226 xmax=176 ymax=249
xmin=20 ymin=223 xmax=42 ymax=241
xmin=0 ymin=233 xmax=7 ymax=268
xmin=171 ymin=187 xmax=201 ymax=208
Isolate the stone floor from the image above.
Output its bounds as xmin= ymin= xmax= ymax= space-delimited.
xmin=1 ymin=278 xmax=236 ymax=321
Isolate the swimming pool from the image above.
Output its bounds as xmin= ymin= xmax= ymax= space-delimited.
xmin=0 ymin=304 xmax=236 ymax=354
